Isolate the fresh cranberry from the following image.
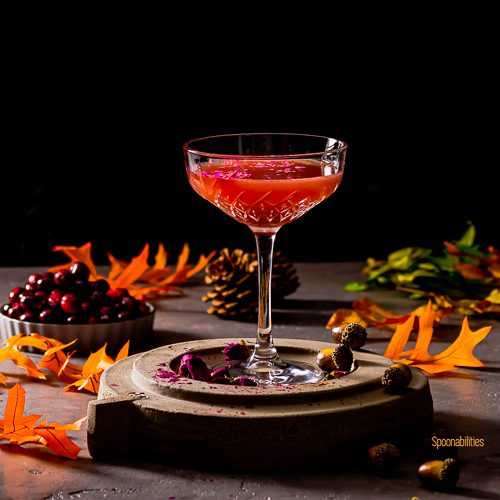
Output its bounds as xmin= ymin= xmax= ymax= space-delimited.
xmin=100 ymin=305 xmax=112 ymax=316
xmin=80 ymin=301 xmax=92 ymax=314
xmin=121 ymin=296 xmax=135 ymax=311
xmin=117 ymin=311 xmax=131 ymax=321
xmin=53 ymin=269 xmax=74 ymax=288
xmin=25 ymin=282 xmax=36 ymax=292
xmin=94 ymin=279 xmax=110 ymax=293
xmin=90 ymin=290 xmax=104 ymax=303
xmin=107 ymin=288 xmax=128 ymax=301
xmin=39 ymin=309 xmax=57 ymax=323
xmin=2 ymin=303 xmax=10 ymax=314
xmin=69 ymin=261 xmax=91 ymax=281
xmin=99 ymin=314 xmax=112 ymax=323
xmin=19 ymin=293 xmax=36 ymax=308
xmin=66 ymin=315 xmax=84 ymax=324
xmin=28 ymin=273 xmax=43 ymax=286
xmin=61 ymin=294 xmax=79 ymax=314
xmin=48 ymin=289 xmax=64 ymax=307
xmin=87 ymin=316 xmax=98 ymax=324
xmin=9 ymin=287 xmax=24 ymax=304
xmin=34 ymin=291 xmax=47 ymax=302
xmin=36 ymin=272 xmax=55 ymax=292
xmin=7 ymin=302 xmax=24 ymax=318
xmin=73 ymin=280 xmax=90 ymax=298
xmin=138 ymin=300 xmax=150 ymax=316
xmin=19 ymin=312 xmax=35 ymax=322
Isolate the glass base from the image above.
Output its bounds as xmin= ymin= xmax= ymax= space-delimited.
xmin=230 ymin=359 xmax=325 ymax=386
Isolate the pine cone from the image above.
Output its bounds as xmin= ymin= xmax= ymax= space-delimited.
xmin=272 ymin=251 xmax=300 ymax=300
xmin=202 ymin=249 xmax=258 ymax=320
xmin=202 ymin=248 xmax=299 ymax=320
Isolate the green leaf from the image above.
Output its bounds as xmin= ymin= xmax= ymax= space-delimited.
xmin=366 ymin=264 xmax=392 ymax=281
xmin=428 ymin=254 xmax=459 ymax=272
xmin=388 ymin=247 xmax=431 ymax=270
xmin=376 ymin=276 xmax=391 ymax=284
xmin=391 ymin=270 xmax=437 ymax=285
xmin=456 ymin=222 xmax=476 ymax=248
xmin=455 ymin=243 xmax=486 ymax=259
xmin=344 ymin=282 xmax=369 ymax=292
xmin=418 ymin=262 xmax=439 ymax=271
xmin=409 ymin=293 xmax=426 ymax=299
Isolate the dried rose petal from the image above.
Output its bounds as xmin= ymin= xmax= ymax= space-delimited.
xmin=211 ymin=376 xmax=231 ymax=385
xmin=154 ymin=369 xmax=181 ymax=382
xmin=178 ymin=354 xmax=211 ymax=381
xmin=232 ymin=376 xmax=257 ymax=386
xmin=210 ymin=366 xmax=230 ymax=384
xmin=211 ymin=366 xmax=229 ymax=378
xmin=223 ymin=341 xmax=250 ymax=362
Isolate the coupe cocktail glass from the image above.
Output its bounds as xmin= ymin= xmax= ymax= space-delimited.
xmin=185 ymin=133 xmax=347 ymax=385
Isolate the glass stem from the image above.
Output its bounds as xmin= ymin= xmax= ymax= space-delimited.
xmin=248 ymin=232 xmax=285 ymax=368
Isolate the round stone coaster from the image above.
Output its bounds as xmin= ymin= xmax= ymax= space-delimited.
xmin=88 ymin=338 xmax=433 ymax=470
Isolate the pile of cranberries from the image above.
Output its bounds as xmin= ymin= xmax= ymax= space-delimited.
xmin=2 ymin=262 xmax=150 ymax=325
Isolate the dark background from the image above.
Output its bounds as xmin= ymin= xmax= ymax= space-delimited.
xmin=1 ymin=22 xmax=497 ymax=267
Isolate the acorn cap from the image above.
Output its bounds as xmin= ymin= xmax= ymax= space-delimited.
xmin=336 ymin=322 xmax=367 ymax=350
xmin=381 ymin=363 xmax=413 ymax=393
xmin=331 ymin=343 xmax=353 ymax=372
xmin=368 ymin=442 xmax=400 ymax=474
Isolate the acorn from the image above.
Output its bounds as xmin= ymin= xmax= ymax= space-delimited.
xmin=417 ymin=458 xmax=460 ymax=490
xmin=367 ymin=442 xmax=400 ymax=474
xmin=317 ymin=347 xmax=335 ymax=371
xmin=332 ymin=322 xmax=367 ymax=350
xmin=317 ymin=344 xmax=353 ymax=372
xmin=381 ymin=363 xmax=413 ymax=393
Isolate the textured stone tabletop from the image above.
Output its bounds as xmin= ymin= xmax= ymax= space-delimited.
xmin=0 ymin=264 xmax=499 ymax=500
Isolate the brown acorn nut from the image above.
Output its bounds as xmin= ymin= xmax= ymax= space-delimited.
xmin=332 ymin=322 xmax=367 ymax=350
xmin=316 ymin=344 xmax=353 ymax=372
xmin=316 ymin=347 xmax=335 ymax=372
xmin=381 ymin=363 xmax=412 ymax=393
xmin=417 ymin=458 xmax=460 ymax=490
xmin=367 ymin=442 xmax=400 ymax=474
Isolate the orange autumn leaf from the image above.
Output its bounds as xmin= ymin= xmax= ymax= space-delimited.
xmin=52 ymin=241 xmax=215 ymax=299
xmin=327 ymin=297 xmax=412 ymax=331
xmin=443 ymin=241 xmax=462 ymax=255
xmin=454 ymin=263 xmax=490 ymax=280
xmin=109 ymin=244 xmax=150 ymax=288
xmin=408 ymin=302 xmax=436 ymax=361
xmin=107 ymin=252 xmax=127 ymax=281
xmin=0 ymin=334 xmax=46 ymax=383
xmin=384 ymin=314 xmax=415 ymax=360
xmin=384 ymin=302 xmax=492 ymax=374
xmin=326 ymin=297 xmax=450 ymax=332
xmin=65 ymin=341 xmax=129 ymax=394
xmin=0 ymin=383 xmax=83 ymax=460
xmin=38 ymin=339 xmax=82 ymax=384
xmin=326 ymin=309 xmax=369 ymax=330
xmin=0 ymin=333 xmax=128 ymax=392
xmin=32 ymin=428 xmax=82 ymax=459
xmin=50 ymin=242 xmax=99 ymax=279
xmin=425 ymin=316 xmax=490 ymax=368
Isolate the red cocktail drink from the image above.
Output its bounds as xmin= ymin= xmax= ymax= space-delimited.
xmin=188 ymin=159 xmax=342 ymax=231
